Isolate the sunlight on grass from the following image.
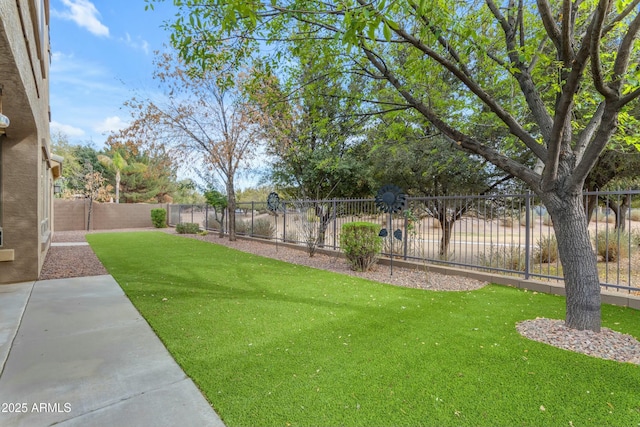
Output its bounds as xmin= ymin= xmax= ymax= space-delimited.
xmin=88 ymin=232 xmax=640 ymax=427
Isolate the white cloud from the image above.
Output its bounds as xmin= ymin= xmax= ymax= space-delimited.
xmin=52 ymin=0 xmax=109 ymax=37
xmin=121 ymin=33 xmax=150 ymax=55
xmin=51 ymin=121 xmax=86 ymax=137
xmin=94 ymin=116 xmax=128 ymax=134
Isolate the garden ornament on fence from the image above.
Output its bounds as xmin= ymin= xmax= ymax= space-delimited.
xmin=375 ymin=184 xmax=407 ymax=276
xmin=267 ymin=192 xmax=280 ymax=251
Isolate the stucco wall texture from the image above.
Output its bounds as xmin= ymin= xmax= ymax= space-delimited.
xmin=54 ymin=200 xmax=169 ymax=231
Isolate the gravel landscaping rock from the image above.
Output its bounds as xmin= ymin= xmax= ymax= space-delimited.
xmin=41 ymin=229 xmax=640 ymax=365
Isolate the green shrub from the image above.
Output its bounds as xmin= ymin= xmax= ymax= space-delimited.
xmin=533 ymin=235 xmax=559 ymax=264
xmin=150 ymin=208 xmax=167 ymax=228
xmin=594 ymin=230 xmax=631 ymax=262
xmin=252 ymin=219 xmax=275 ymax=239
xmin=176 ymin=223 xmax=200 ymax=234
xmin=340 ymin=222 xmax=382 ymax=272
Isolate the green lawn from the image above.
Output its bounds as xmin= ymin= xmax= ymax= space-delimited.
xmin=87 ymin=232 xmax=640 ymax=427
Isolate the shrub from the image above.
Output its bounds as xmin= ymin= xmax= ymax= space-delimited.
xmin=150 ymin=208 xmax=167 ymax=228
xmin=477 ymin=245 xmax=526 ymax=272
xmin=630 ymin=209 xmax=640 ymax=222
xmin=252 ymin=219 xmax=275 ymax=239
xmin=519 ymin=213 xmax=536 ymax=228
xmin=284 ymin=230 xmax=299 ymax=243
xmin=176 ymin=223 xmax=200 ymax=234
xmin=235 ymin=220 xmax=250 ymax=235
xmin=500 ymin=217 xmax=514 ymax=228
xmin=340 ymin=222 xmax=382 ymax=272
xmin=594 ymin=230 xmax=631 ymax=262
xmin=533 ymin=235 xmax=559 ymax=264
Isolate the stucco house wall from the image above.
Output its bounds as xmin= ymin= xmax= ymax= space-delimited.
xmin=0 ymin=0 xmax=55 ymax=284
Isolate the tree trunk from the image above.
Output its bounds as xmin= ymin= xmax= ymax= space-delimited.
xmin=227 ymin=178 xmax=236 ymax=241
xmin=606 ymin=195 xmax=631 ymax=232
xmin=544 ymin=192 xmax=601 ymax=332
xmin=218 ymin=209 xmax=225 ymax=238
xmin=86 ymin=197 xmax=93 ymax=231
xmin=583 ymin=193 xmax=598 ymax=224
xmin=439 ymin=219 xmax=454 ymax=260
xmin=315 ymin=204 xmax=330 ymax=248
xmin=115 ymin=171 xmax=120 ymax=204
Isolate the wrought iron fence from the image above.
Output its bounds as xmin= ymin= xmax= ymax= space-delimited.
xmin=168 ymin=190 xmax=640 ymax=293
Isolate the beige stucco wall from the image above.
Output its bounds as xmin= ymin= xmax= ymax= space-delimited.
xmin=0 ymin=0 xmax=52 ymax=284
xmin=54 ymin=200 xmax=168 ymax=231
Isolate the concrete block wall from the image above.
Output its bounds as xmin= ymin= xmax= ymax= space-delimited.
xmin=54 ymin=200 xmax=168 ymax=231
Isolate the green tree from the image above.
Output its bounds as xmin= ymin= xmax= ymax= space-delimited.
xmin=97 ymin=152 xmax=129 ymax=203
xmin=204 ymin=188 xmax=228 ymax=237
xmin=173 ymin=179 xmax=205 ymax=204
xmin=149 ymin=0 xmax=640 ymax=332
xmin=120 ymin=52 xmax=262 ymax=241
xmin=248 ymin=60 xmax=373 ymax=200
xmin=366 ymin=114 xmax=513 ymax=257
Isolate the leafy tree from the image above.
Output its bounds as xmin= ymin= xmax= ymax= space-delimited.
xmin=149 ymin=0 xmax=640 ymax=332
xmin=82 ymin=162 xmax=113 ymax=230
xmin=247 ymin=61 xmax=373 ymax=200
xmin=105 ymin=125 xmax=181 ymax=203
xmin=120 ymin=52 xmax=261 ymax=241
xmin=204 ymin=188 xmax=228 ymax=237
xmin=366 ymin=115 xmax=512 ymax=257
xmin=173 ymin=179 xmax=205 ymax=204
xmin=97 ymin=152 xmax=129 ymax=203
xmin=236 ymin=186 xmax=273 ymax=204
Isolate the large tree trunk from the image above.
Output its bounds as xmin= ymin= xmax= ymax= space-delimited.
xmin=544 ymin=192 xmax=601 ymax=332
xmin=439 ymin=219 xmax=454 ymax=260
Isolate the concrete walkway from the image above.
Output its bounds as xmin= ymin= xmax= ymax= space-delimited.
xmin=0 ymin=275 xmax=225 ymax=427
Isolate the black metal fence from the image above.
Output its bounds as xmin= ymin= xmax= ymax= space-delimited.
xmin=168 ymin=190 xmax=640 ymax=292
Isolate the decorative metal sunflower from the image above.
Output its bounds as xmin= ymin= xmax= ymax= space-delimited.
xmin=375 ymin=184 xmax=407 ymax=214
xmin=267 ymin=192 xmax=280 ymax=212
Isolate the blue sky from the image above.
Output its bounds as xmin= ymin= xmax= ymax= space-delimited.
xmin=49 ymin=0 xmax=176 ymax=148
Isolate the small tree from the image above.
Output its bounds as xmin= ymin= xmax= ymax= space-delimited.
xmin=82 ymin=163 xmax=112 ymax=230
xmin=204 ymin=189 xmax=228 ymax=238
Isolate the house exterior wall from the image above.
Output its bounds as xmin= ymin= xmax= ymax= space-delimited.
xmin=0 ymin=0 xmax=52 ymax=284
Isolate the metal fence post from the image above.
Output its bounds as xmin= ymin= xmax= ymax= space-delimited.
xmin=282 ymin=201 xmax=287 ymax=243
xmin=332 ymin=199 xmax=337 ymax=250
xmin=403 ymin=212 xmax=408 ymax=260
xmin=251 ymin=201 xmax=255 ymax=236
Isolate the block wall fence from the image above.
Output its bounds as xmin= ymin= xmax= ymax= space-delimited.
xmin=54 ymin=200 xmax=169 ymax=231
